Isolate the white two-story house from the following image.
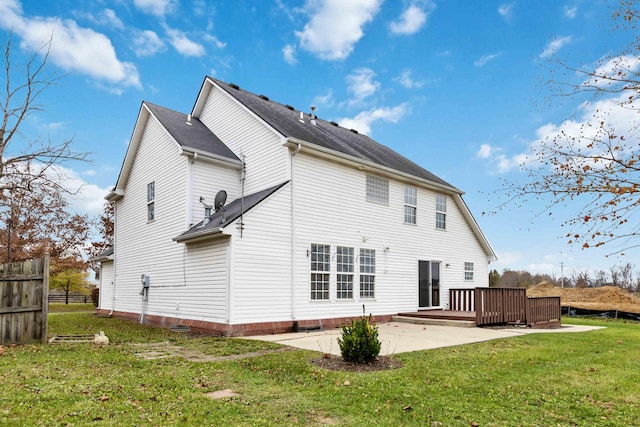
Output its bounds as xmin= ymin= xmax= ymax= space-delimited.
xmin=96 ymin=77 xmax=497 ymax=335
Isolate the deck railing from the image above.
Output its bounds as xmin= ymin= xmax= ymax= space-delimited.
xmin=448 ymin=287 xmax=561 ymax=327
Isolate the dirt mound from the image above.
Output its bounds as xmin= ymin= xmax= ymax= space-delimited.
xmin=527 ymin=282 xmax=640 ymax=314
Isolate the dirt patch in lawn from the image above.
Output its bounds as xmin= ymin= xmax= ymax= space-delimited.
xmin=312 ymin=355 xmax=402 ymax=372
xmin=528 ymin=283 xmax=640 ymax=314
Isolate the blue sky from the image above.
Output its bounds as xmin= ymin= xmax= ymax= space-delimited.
xmin=1 ymin=0 xmax=637 ymax=277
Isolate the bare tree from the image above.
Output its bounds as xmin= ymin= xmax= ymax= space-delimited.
xmin=495 ymin=1 xmax=640 ymax=255
xmin=1 ymin=33 xmax=88 ymax=195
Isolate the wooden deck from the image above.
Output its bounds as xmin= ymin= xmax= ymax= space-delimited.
xmin=397 ymin=310 xmax=477 ymax=323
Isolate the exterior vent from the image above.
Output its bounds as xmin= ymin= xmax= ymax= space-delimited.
xmin=259 ymin=94 xmax=269 ymax=101
xmin=284 ymin=104 xmax=294 ymax=111
xmin=330 ymin=121 xmax=339 ymax=127
xmin=350 ymin=128 xmax=359 ymax=134
xmin=229 ymin=83 xmax=240 ymax=90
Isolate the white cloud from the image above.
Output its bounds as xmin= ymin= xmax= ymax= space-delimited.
xmin=165 ymin=26 xmax=205 ymax=57
xmin=133 ymin=30 xmax=165 ymax=57
xmin=479 ymin=91 xmax=640 ymax=175
xmin=203 ymin=34 xmax=226 ymax=49
xmin=498 ymin=2 xmax=514 ymax=20
xmin=345 ymin=67 xmax=380 ymax=106
xmin=283 ymin=44 xmax=297 ymax=64
xmin=539 ymin=36 xmax=572 ymax=58
xmin=389 ymin=2 xmax=435 ymax=36
xmin=0 ymin=0 xmax=141 ymax=90
xmin=314 ymin=89 xmax=334 ymax=107
xmin=133 ymin=0 xmax=177 ymax=17
xmin=102 ymin=9 xmax=124 ymax=30
xmin=394 ymin=68 xmax=425 ymax=89
xmin=563 ymin=5 xmax=577 ymax=19
xmin=295 ymin=0 xmax=382 ymax=61
xmin=474 ymin=52 xmax=501 ymax=67
xmin=584 ymin=55 xmax=640 ymax=88
xmin=338 ymin=103 xmax=409 ymax=135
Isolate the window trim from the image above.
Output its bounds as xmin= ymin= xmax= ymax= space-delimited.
xmin=435 ymin=193 xmax=446 ymax=230
xmin=464 ymin=262 xmax=474 ymax=281
xmin=147 ymin=181 xmax=155 ymax=222
xmin=336 ymin=246 xmax=354 ymax=300
xmin=359 ymin=248 xmax=376 ymax=300
xmin=403 ymin=185 xmax=417 ymax=225
xmin=310 ymin=243 xmax=331 ymax=301
xmin=366 ymin=174 xmax=389 ymax=205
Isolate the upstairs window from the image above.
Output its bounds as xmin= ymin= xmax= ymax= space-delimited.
xmin=310 ymin=244 xmax=330 ymax=300
xmin=147 ymin=181 xmax=155 ymax=221
xmin=404 ymin=186 xmax=417 ymax=224
xmin=359 ymin=248 xmax=376 ymax=299
xmin=366 ymin=174 xmax=389 ymax=205
xmin=435 ymin=194 xmax=446 ymax=229
xmin=336 ymin=246 xmax=354 ymax=299
xmin=465 ymin=262 xmax=474 ymax=281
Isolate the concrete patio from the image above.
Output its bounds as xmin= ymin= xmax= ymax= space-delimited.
xmin=243 ymin=321 xmax=604 ymax=356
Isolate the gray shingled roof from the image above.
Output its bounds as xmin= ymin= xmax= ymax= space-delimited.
xmin=209 ymin=78 xmax=458 ymax=192
xmin=145 ymin=101 xmax=240 ymax=162
xmin=175 ymin=182 xmax=289 ymax=242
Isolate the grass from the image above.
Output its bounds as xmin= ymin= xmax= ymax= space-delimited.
xmin=1 ymin=314 xmax=639 ymax=426
xmin=48 ymin=303 xmax=97 ymax=313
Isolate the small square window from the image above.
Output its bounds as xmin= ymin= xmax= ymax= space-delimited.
xmin=366 ymin=175 xmax=389 ymax=205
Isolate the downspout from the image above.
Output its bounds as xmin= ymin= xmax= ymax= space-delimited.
xmin=109 ymin=201 xmax=117 ymax=316
xmin=290 ymin=143 xmax=301 ymax=321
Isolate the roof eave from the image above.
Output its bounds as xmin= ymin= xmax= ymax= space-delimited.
xmin=173 ymin=227 xmax=228 ymax=244
xmin=285 ymin=137 xmax=463 ymax=195
xmin=180 ymin=146 xmax=243 ymax=169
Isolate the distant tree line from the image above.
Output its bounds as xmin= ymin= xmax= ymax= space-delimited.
xmin=489 ymin=263 xmax=640 ymax=293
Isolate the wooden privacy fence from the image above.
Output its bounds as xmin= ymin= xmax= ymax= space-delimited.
xmin=48 ymin=293 xmax=90 ymax=304
xmin=449 ymin=287 xmax=561 ymax=327
xmin=0 ymin=256 xmax=49 ymax=345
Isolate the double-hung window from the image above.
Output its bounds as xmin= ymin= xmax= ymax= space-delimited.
xmin=310 ymin=244 xmax=330 ymax=300
xmin=359 ymin=248 xmax=376 ymax=299
xmin=147 ymin=181 xmax=155 ymax=221
xmin=404 ymin=186 xmax=417 ymax=224
xmin=435 ymin=194 xmax=446 ymax=230
xmin=366 ymin=174 xmax=389 ymax=205
xmin=465 ymin=262 xmax=474 ymax=281
xmin=336 ymin=246 xmax=354 ymax=299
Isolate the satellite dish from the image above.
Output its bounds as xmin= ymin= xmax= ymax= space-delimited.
xmin=214 ymin=190 xmax=227 ymax=212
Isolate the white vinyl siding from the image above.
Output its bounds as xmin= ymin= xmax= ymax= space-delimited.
xmin=292 ymin=153 xmax=491 ymax=318
xmin=366 ymin=174 xmax=389 ymax=205
xmin=404 ymin=186 xmax=417 ymax=224
xmin=198 ymin=84 xmax=289 ymax=194
xmin=190 ymin=160 xmax=239 ymax=226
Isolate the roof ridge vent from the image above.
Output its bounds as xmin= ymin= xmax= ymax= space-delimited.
xmin=350 ymin=128 xmax=359 ymax=134
xmin=258 ymin=94 xmax=269 ymax=101
xmin=284 ymin=104 xmax=294 ymax=110
xmin=330 ymin=121 xmax=339 ymax=127
xmin=229 ymin=83 xmax=240 ymax=90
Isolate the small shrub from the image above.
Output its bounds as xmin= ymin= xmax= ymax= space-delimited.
xmin=338 ymin=306 xmax=381 ymax=364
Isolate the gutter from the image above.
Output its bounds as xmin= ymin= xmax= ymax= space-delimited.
xmin=173 ymin=227 xmax=225 ymax=244
xmin=180 ymin=147 xmax=243 ymax=169
xmin=284 ymin=137 xmax=463 ymax=195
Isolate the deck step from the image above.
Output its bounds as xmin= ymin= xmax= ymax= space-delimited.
xmin=392 ymin=315 xmax=476 ymax=328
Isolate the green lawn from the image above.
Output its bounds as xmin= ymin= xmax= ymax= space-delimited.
xmin=1 ymin=314 xmax=638 ymax=426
